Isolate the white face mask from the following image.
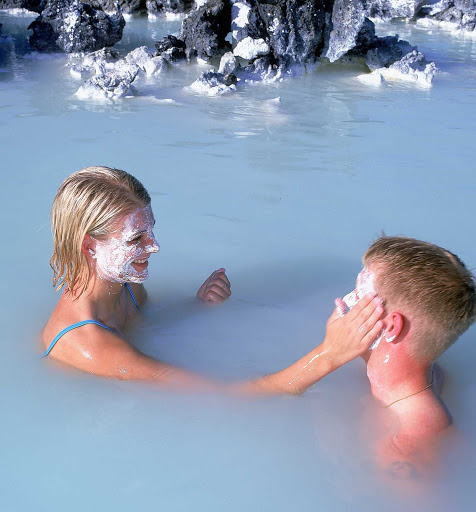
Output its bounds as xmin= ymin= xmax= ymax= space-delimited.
xmin=92 ymin=205 xmax=159 ymax=284
xmin=340 ymin=266 xmax=386 ymax=350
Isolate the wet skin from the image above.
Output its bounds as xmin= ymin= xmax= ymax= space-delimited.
xmin=42 ymin=209 xmax=383 ymax=393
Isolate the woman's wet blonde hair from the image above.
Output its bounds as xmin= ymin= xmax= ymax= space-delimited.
xmin=50 ymin=166 xmax=151 ymax=297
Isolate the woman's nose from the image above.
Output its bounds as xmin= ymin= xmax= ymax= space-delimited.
xmin=145 ymin=232 xmax=159 ymax=253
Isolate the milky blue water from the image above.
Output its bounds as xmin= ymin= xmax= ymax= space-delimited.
xmin=1 ymin=11 xmax=475 ymax=511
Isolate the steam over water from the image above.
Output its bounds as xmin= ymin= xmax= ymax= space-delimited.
xmin=1 ymin=12 xmax=475 ymax=511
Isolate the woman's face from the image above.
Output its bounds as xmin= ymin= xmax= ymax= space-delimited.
xmin=93 ymin=205 xmax=159 ymax=283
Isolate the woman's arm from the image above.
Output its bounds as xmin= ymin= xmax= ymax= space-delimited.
xmin=46 ymin=323 xmax=219 ymax=389
xmin=46 ymin=294 xmax=382 ymax=394
xmin=238 ymin=294 xmax=383 ymax=395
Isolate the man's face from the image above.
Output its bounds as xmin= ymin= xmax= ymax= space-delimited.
xmin=342 ymin=267 xmax=376 ymax=310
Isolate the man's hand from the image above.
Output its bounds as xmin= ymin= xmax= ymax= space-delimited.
xmin=197 ymin=268 xmax=231 ymax=303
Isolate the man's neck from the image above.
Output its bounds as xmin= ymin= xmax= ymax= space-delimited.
xmin=365 ymin=343 xmax=451 ymax=472
xmin=365 ymin=347 xmax=432 ymax=407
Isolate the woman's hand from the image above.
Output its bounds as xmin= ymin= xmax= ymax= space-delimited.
xmin=321 ymin=293 xmax=384 ymax=369
xmin=197 ymin=268 xmax=231 ymax=303
xmin=238 ymin=293 xmax=384 ymax=396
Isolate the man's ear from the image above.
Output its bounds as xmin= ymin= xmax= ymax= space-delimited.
xmin=383 ymin=312 xmax=404 ymax=343
xmin=81 ymin=234 xmax=96 ymax=256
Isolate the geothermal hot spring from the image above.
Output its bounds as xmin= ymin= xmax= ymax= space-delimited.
xmin=1 ymin=10 xmax=475 ymax=512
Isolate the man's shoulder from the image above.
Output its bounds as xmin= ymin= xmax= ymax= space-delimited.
xmin=398 ymin=392 xmax=452 ymax=444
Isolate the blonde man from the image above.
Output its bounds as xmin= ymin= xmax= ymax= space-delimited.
xmin=346 ymin=236 xmax=476 ymax=475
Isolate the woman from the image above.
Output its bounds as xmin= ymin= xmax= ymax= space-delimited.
xmin=42 ymin=166 xmax=383 ymax=394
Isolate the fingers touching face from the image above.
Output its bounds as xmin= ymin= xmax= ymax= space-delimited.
xmin=341 ymin=268 xmax=387 ymax=349
xmin=342 ymin=267 xmax=377 ymax=311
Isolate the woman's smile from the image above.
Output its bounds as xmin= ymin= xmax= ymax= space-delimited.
xmin=93 ymin=205 xmax=159 ymax=283
xmin=131 ymin=258 xmax=149 ymax=272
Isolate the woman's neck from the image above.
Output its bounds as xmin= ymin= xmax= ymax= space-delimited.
xmin=67 ymin=276 xmax=127 ymax=321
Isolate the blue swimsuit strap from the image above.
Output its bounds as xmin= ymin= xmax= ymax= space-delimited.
xmin=42 ymin=319 xmax=114 ymax=358
xmin=125 ymin=283 xmax=140 ymax=311
xmin=43 ymin=284 xmax=139 ymax=358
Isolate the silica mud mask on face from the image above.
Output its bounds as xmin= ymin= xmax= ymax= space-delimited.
xmin=93 ymin=206 xmax=159 ymax=284
xmin=339 ymin=267 xmax=386 ymax=350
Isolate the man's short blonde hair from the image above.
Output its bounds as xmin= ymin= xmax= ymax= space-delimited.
xmin=50 ymin=166 xmax=150 ymax=296
xmin=363 ymin=236 xmax=476 ymax=363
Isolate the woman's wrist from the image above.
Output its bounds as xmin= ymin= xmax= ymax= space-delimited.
xmin=266 ymin=343 xmax=337 ymax=395
xmin=318 ymin=339 xmax=342 ymax=372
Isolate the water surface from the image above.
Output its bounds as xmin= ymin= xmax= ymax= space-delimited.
xmin=1 ymin=12 xmax=475 ymax=511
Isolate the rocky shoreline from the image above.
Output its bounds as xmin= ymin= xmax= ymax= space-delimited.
xmin=1 ymin=0 xmax=474 ymax=99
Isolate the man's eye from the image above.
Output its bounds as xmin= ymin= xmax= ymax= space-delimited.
xmin=129 ymin=235 xmax=142 ymax=243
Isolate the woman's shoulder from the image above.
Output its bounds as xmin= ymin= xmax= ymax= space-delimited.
xmin=42 ymin=310 xmax=126 ymax=369
xmin=41 ymin=284 xmax=146 ymax=363
xmin=41 ymin=300 xmax=147 ymax=378
xmin=42 ymin=298 xmax=75 ymax=351
xmin=41 ymin=296 xmax=112 ymax=356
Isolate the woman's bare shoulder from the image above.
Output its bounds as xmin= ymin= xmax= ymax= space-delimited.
xmin=42 ymin=310 xmax=143 ymax=376
xmin=41 ymin=293 xmax=110 ymax=356
xmin=41 ymin=296 xmax=78 ymax=351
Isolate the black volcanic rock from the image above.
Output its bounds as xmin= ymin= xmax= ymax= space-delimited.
xmin=369 ymin=0 xmax=476 ymax=32
xmin=84 ymin=0 xmax=143 ymax=14
xmin=36 ymin=0 xmax=195 ymax=15
xmin=154 ymin=34 xmax=186 ymax=62
xmin=368 ymin=0 xmax=426 ymax=20
xmin=146 ymin=0 xmax=194 ymax=15
xmin=333 ymin=16 xmax=418 ymax=71
xmin=422 ymin=0 xmax=476 ymax=31
xmin=256 ymin=0 xmax=330 ymax=66
xmin=28 ymin=0 xmax=125 ymax=53
xmin=325 ymin=0 xmax=368 ymax=62
xmin=364 ymin=35 xmax=405 ymax=69
xmin=226 ymin=1 xmax=332 ymax=67
xmin=179 ymin=0 xmax=232 ymax=60
xmin=0 ymin=0 xmax=47 ymax=12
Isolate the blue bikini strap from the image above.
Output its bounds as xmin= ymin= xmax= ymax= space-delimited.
xmin=42 ymin=319 xmax=114 ymax=358
xmin=43 ymin=285 xmax=138 ymax=358
xmin=125 ymin=283 xmax=140 ymax=311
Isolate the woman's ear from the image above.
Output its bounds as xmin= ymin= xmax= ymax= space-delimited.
xmin=383 ymin=312 xmax=404 ymax=343
xmin=81 ymin=234 xmax=96 ymax=256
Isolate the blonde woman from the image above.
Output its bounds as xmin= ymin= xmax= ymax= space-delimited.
xmin=42 ymin=166 xmax=384 ymax=394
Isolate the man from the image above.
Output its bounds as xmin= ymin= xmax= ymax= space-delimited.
xmin=341 ymin=236 xmax=476 ymax=477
